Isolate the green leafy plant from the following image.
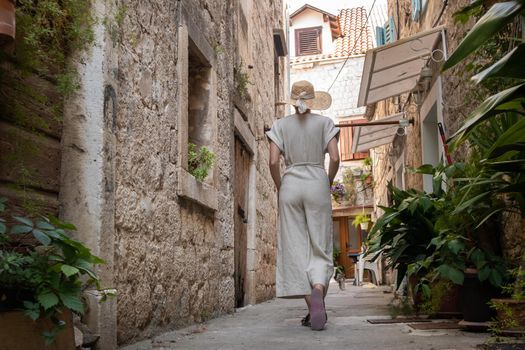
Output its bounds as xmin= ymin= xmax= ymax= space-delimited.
xmin=188 ymin=143 xmax=216 ymax=182
xmin=234 ymin=62 xmax=253 ymax=99
xmin=0 ymin=199 xmax=111 ymax=344
xmin=443 ymin=1 xmax=525 ymax=213
xmin=366 ymin=180 xmax=442 ymax=288
xmin=352 ymin=213 xmax=371 ymax=228
xmin=406 ymin=163 xmax=509 ymax=288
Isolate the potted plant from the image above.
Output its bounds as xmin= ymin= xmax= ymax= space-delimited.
xmin=0 ymin=0 xmax=15 ymax=45
xmin=441 ymin=0 xmax=525 ymax=323
xmin=330 ymin=181 xmax=346 ymax=204
xmin=352 ymin=212 xmax=371 ymax=231
xmin=0 ymin=198 xmax=110 ymax=347
xmin=489 ymin=266 xmax=525 ymax=335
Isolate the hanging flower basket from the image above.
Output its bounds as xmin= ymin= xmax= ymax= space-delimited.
xmin=0 ymin=0 xmax=15 ymax=45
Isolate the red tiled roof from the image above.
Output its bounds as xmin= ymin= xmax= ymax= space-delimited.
xmin=292 ymin=7 xmax=374 ymax=64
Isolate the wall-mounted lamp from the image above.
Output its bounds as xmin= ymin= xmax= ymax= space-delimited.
xmin=396 ymin=118 xmax=411 ymax=136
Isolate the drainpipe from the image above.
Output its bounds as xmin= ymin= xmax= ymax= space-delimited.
xmin=432 ymin=0 xmax=448 ymax=28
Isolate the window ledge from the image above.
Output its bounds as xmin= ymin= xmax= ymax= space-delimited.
xmin=177 ymin=168 xmax=217 ymax=211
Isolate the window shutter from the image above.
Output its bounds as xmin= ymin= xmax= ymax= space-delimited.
xmin=384 ymin=17 xmax=396 ymax=43
xmin=412 ymin=0 xmax=422 ymax=21
xmin=375 ymin=26 xmax=386 ymax=47
xmin=295 ymin=27 xmax=322 ymax=56
xmin=339 ymin=120 xmax=370 ymax=161
xmin=351 ymin=119 xmax=369 ymax=160
xmin=339 ymin=120 xmax=353 ymax=161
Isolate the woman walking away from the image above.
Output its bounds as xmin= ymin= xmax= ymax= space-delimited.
xmin=266 ymin=80 xmax=340 ymax=331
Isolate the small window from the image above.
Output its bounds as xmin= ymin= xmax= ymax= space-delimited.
xmin=339 ymin=120 xmax=369 ymax=161
xmin=187 ymin=38 xmax=216 ymax=184
xmin=295 ymin=26 xmax=322 ymax=56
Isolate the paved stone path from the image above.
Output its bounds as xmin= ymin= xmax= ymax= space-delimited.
xmin=122 ymin=281 xmax=488 ymax=350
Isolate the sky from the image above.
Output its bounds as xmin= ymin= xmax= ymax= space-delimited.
xmin=287 ymin=0 xmax=382 ymax=15
xmin=286 ymin=0 xmax=389 ymax=34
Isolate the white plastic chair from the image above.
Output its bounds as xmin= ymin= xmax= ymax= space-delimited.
xmin=357 ymin=246 xmax=382 ymax=286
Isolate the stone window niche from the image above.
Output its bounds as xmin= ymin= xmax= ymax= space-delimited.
xmin=176 ymin=20 xmax=218 ymax=211
xmin=188 ymin=39 xmax=216 ymax=183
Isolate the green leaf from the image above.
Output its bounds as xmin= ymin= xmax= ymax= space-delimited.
xmin=479 ymin=266 xmax=491 ymax=282
xmin=59 ymin=292 xmax=84 ymax=314
xmin=35 ymin=219 xmax=55 ymax=230
xmin=61 ymin=264 xmax=80 ymax=277
xmin=37 ymin=291 xmax=59 ymax=310
xmin=447 ymin=239 xmax=465 ymax=255
xmin=420 ymin=197 xmax=432 ymax=212
xmin=49 ymin=216 xmax=77 ymax=230
xmin=413 ymin=164 xmax=435 ymax=175
xmin=32 ymin=229 xmax=51 ymax=246
xmin=449 ymin=84 xmax=525 ymax=146
xmin=443 ymin=1 xmax=524 ymax=70
xmin=421 ymin=283 xmax=431 ymax=299
xmin=13 ymin=216 xmax=34 ymax=227
xmin=437 ymin=264 xmax=465 ymax=285
xmin=472 ymin=44 xmax=525 ymax=83
xmin=10 ymin=225 xmax=33 ymax=234
xmin=489 ymin=269 xmax=503 ymax=287
xmin=23 ymin=301 xmax=40 ymax=320
xmin=0 ymin=222 xmax=6 ymax=234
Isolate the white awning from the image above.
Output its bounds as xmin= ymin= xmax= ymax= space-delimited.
xmin=352 ymin=113 xmax=404 ymax=153
xmin=357 ymin=27 xmax=445 ymax=107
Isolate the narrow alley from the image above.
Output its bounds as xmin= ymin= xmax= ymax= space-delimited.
xmin=122 ymin=281 xmax=487 ymax=350
xmin=1 ymin=0 xmax=524 ymax=349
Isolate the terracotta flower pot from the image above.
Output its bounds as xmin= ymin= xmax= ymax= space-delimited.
xmin=0 ymin=0 xmax=15 ymax=45
xmin=0 ymin=310 xmax=75 ymax=349
xmin=491 ymin=298 xmax=525 ymax=331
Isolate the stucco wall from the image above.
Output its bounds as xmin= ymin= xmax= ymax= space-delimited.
xmin=289 ymin=8 xmax=335 ymax=57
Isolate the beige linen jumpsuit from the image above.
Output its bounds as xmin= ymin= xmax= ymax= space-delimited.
xmin=266 ymin=113 xmax=340 ymax=298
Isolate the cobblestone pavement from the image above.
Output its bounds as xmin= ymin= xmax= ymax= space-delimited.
xmin=121 ymin=281 xmax=488 ymax=350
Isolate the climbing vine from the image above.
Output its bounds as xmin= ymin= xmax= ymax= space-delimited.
xmin=0 ymin=0 xmax=95 ymax=215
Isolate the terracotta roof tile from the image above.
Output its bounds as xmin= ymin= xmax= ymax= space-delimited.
xmin=292 ymin=7 xmax=374 ymax=64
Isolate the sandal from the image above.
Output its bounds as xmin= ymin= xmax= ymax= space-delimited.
xmin=310 ymin=288 xmax=327 ymax=331
xmin=301 ymin=313 xmax=310 ymax=327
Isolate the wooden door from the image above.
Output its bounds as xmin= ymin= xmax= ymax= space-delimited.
xmin=234 ymin=137 xmax=250 ymax=307
xmin=334 ymin=217 xmax=363 ymax=278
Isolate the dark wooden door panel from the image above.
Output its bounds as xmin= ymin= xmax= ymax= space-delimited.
xmin=234 ymin=137 xmax=251 ymax=307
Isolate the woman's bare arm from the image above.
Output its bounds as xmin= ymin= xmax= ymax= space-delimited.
xmin=269 ymin=141 xmax=282 ymax=190
xmin=327 ymin=137 xmax=340 ymax=186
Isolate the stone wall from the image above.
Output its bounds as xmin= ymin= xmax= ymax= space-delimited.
xmin=373 ymin=0 xmax=475 ymax=212
xmin=60 ymin=0 xmax=285 ymax=346
xmin=373 ymin=0 xmax=524 ymax=273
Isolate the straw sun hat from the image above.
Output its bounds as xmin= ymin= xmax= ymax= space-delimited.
xmin=287 ymin=80 xmax=332 ymax=112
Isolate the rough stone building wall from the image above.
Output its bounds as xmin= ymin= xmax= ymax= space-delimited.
xmin=373 ymin=0 xmax=523 ymax=271
xmin=373 ymin=0 xmax=475 ymax=212
xmin=60 ymin=0 xmax=285 ymax=346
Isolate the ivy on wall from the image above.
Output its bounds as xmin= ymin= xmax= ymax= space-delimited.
xmin=0 ymin=0 xmax=95 ymax=215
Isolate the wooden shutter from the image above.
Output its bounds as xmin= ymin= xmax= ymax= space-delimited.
xmin=295 ymin=27 xmax=322 ymax=56
xmin=339 ymin=119 xmax=369 ymax=161
xmin=384 ymin=17 xmax=397 ymax=43
xmin=375 ymin=26 xmax=386 ymax=47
